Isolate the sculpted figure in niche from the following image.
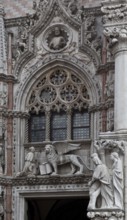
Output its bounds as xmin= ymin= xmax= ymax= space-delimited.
xmin=110 ymin=152 xmax=123 ymax=209
xmin=17 ymin=146 xmax=37 ymax=177
xmin=104 ymin=74 xmax=114 ymax=99
xmin=88 ymin=153 xmax=113 ymax=210
xmin=49 ymin=27 xmax=66 ymax=50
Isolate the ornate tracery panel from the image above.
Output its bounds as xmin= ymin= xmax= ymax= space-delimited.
xmin=26 ymin=68 xmax=90 ymax=142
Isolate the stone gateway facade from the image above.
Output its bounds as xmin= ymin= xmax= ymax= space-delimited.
xmin=0 ymin=0 xmax=127 ymax=219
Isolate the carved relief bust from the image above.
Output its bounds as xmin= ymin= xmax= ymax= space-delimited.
xmin=43 ymin=25 xmax=71 ymax=52
xmin=48 ymin=26 xmax=67 ymax=50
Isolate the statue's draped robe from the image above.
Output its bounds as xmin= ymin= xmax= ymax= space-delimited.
xmin=23 ymin=152 xmax=35 ymax=173
xmin=90 ymin=164 xmax=113 ymax=208
xmin=50 ymin=36 xmax=66 ymax=50
xmin=112 ymin=159 xmax=123 ymax=209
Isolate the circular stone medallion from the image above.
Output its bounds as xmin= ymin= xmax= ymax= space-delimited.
xmin=42 ymin=24 xmax=72 ymax=52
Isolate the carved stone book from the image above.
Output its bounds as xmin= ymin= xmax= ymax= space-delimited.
xmin=39 ymin=163 xmax=52 ymax=175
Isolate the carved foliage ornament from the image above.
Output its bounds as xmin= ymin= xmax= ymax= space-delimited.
xmin=87 ymin=211 xmax=124 ymax=220
xmin=15 ymin=0 xmax=51 ymax=60
xmin=101 ymin=3 xmax=127 ymax=24
xmin=27 ymin=69 xmax=90 ymax=113
xmin=61 ymin=0 xmax=85 ymax=22
xmin=103 ymin=26 xmax=127 ymax=48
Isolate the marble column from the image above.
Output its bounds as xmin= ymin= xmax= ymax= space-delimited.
xmin=113 ymin=34 xmax=127 ymax=131
xmin=104 ymin=27 xmax=127 ymax=132
xmin=101 ymin=1 xmax=127 ymax=132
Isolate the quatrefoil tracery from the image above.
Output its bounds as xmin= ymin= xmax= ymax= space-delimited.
xmin=27 ymin=69 xmax=90 ymax=113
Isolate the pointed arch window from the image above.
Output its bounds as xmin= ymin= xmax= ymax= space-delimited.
xmin=27 ymin=68 xmax=91 ymax=143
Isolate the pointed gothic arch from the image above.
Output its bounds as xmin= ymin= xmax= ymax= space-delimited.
xmin=15 ymin=58 xmax=101 ymax=111
xmin=13 ymin=58 xmax=101 ymax=173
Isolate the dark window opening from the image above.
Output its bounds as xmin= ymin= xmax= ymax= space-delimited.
xmin=51 ymin=111 xmax=67 ymax=141
xmin=29 ymin=113 xmax=46 ymax=142
xmin=72 ymin=110 xmax=90 ymax=140
xmin=28 ymin=110 xmax=90 ymax=142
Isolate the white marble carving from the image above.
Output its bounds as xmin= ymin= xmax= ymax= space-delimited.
xmin=45 ymin=144 xmax=90 ymax=175
xmin=110 ymin=152 xmax=123 ymax=209
xmin=88 ymin=153 xmax=113 ymax=210
xmin=48 ymin=26 xmax=67 ymax=50
xmin=16 ymin=147 xmax=37 ymax=177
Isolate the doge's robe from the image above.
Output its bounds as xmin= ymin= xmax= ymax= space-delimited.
xmin=90 ymin=163 xmax=113 ymax=208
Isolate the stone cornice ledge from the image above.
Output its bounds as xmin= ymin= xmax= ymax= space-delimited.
xmin=97 ymin=62 xmax=114 ymax=74
xmin=0 ymin=175 xmax=91 ymax=186
xmin=89 ymin=100 xmax=114 ymax=112
xmin=99 ymin=131 xmax=127 ymax=141
xmin=0 ymin=110 xmax=29 ymax=118
xmin=0 ymin=74 xmax=17 ymax=83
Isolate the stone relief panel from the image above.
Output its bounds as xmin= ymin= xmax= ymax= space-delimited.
xmin=38 ymin=142 xmax=91 ymax=176
xmin=44 ymin=143 xmax=91 ymax=175
xmin=10 ymin=0 xmax=101 ymax=77
xmin=17 ymin=141 xmax=92 ymax=177
xmin=33 ymin=8 xmax=80 ymax=56
xmin=37 ymin=24 xmax=72 ymax=53
xmin=11 ymin=0 xmax=52 ymax=67
xmin=88 ymin=140 xmax=124 ymax=211
xmin=60 ymin=0 xmax=85 ymax=22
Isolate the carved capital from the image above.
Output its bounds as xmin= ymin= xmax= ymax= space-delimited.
xmin=104 ymin=26 xmax=127 ymax=54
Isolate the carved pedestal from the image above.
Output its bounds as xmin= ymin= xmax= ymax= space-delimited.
xmin=87 ymin=210 xmax=124 ymax=220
